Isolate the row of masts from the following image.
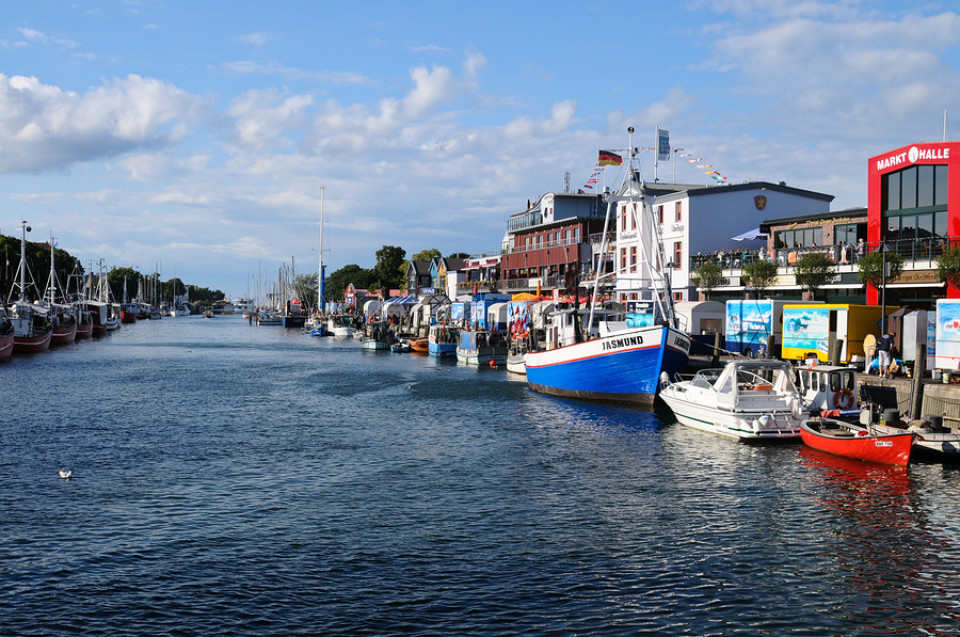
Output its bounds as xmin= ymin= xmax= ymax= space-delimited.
xmin=5 ymin=220 xmax=168 ymax=310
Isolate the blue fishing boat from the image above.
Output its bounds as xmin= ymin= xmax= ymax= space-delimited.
xmin=524 ymin=307 xmax=690 ymax=404
xmin=428 ymin=323 xmax=458 ymax=358
xmin=524 ymin=127 xmax=691 ymax=405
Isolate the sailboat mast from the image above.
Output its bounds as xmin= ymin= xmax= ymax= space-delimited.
xmin=318 ymin=186 xmax=326 ymax=313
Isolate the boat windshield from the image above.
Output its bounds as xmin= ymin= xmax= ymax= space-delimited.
xmin=691 ymin=368 xmax=723 ymax=389
xmin=735 ymin=364 xmax=798 ymax=393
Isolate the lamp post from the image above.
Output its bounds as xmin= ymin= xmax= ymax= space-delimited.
xmin=879 ymin=241 xmax=892 ymax=333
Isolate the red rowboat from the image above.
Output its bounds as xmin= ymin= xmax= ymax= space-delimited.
xmin=800 ymin=417 xmax=915 ymax=466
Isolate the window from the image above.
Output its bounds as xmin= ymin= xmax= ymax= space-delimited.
xmin=673 ymin=241 xmax=682 ymax=268
xmin=918 ymin=165 xmax=935 ymax=207
xmin=936 ymin=165 xmax=949 ymax=205
xmin=881 ymin=164 xmax=949 ymax=257
xmin=675 ymin=201 xmax=682 ymax=222
xmin=674 ymin=291 xmax=684 ymax=302
xmin=774 ymin=227 xmax=823 ymax=248
xmin=620 ymin=248 xmax=627 ymax=271
xmin=883 ymin=163 xmax=947 ymax=211
xmin=657 ymin=205 xmax=664 ymax=225
xmin=630 ymin=246 xmax=637 ymax=273
xmin=621 ymin=205 xmax=627 ymax=231
xmin=631 ymin=203 xmax=637 ymax=230
xmin=834 ymin=223 xmax=864 ymax=246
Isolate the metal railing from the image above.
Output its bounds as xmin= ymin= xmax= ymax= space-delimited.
xmin=690 ymin=236 xmax=952 ymax=273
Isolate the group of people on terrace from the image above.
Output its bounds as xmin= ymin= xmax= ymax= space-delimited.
xmin=695 ymin=238 xmax=869 ymax=270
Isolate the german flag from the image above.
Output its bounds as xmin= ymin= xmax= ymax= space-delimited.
xmin=598 ymin=150 xmax=622 ymax=166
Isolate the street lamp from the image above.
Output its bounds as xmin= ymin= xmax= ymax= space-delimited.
xmin=879 ymin=241 xmax=893 ymax=333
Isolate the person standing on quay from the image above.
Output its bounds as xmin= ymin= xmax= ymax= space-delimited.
xmin=878 ymin=329 xmax=895 ymax=377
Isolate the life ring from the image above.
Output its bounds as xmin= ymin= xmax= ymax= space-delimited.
xmin=834 ymin=388 xmax=855 ymax=410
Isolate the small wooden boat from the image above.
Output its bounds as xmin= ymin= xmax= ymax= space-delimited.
xmin=800 ymin=416 xmax=915 ymax=466
xmin=408 ymin=337 xmax=429 ymax=353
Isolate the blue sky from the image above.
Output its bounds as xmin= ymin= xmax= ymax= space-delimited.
xmin=2 ymin=1 xmax=959 ymax=297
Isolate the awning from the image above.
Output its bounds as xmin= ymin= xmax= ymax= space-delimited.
xmin=731 ymin=227 xmax=768 ymax=241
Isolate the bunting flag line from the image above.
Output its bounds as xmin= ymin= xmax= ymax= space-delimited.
xmin=679 ymin=151 xmax=728 ymax=182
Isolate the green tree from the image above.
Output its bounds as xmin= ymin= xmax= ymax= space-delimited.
xmin=690 ymin=263 xmax=726 ymax=300
xmin=163 ymin=278 xmax=187 ymax=302
xmin=936 ymin=246 xmax=960 ymax=289
xmin=794 ymin=252 xmax=836 ymax=301
xmin=447 ymin=252 xmax=470 ymax=259
xmin=294 ymin=272 xmax=319 ymax=310
xmin=858 ymin=250 xmax=904 ymax=290
xmin=325 ymin=264 xmax=375 ymax=302
xmin=108 ymin=266 xmax=142 ymax=303
xmin=186 ymin=285 xmax=226 ymax=305
xmin=411 ymin=248 xmax=441 ymax=262
xmin=374 ymin=245 xmax=406 ymax=289
xmin=742 ymin=260 xmax=778 ymax=298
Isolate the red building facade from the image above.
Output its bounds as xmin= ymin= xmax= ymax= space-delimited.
xmin=867 ymin=141 xmax=960 ymax=305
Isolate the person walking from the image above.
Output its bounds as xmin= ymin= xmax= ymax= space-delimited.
xmin=877 ymin=328 xmax=895 ymax=377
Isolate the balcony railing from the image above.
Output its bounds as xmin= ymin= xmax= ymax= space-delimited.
xmin=689 ymin=236 xmax=952 ymax=273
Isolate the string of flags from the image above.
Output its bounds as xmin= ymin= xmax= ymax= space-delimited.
xmin=677 ymin=151 xmax=728 ymax=183
xmin=578 ymin=146 xmax=728 ymax=192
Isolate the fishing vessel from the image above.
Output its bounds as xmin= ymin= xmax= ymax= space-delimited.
xmin=456 ymin=329 xmax=508 ymax=366
xmin=524 ymin=128 xmax=691 ymax=404
xmin=428 ymin=323 xmax=458 ymax=358
xmin=0 ymin=313 xmax=14 ymax=358
xmin=5 ymin=221 xmax=53 ymax=353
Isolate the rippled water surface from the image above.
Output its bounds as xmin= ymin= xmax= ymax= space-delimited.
xmin=4 ymin=316 xmax=960 ymax=635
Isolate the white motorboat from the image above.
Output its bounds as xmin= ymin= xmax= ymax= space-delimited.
xmin=660 ymin=358 xmax=806 ymax=441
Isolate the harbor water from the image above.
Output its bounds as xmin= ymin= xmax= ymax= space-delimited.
xmin=3 ymin=316 xmax=960 ymax=636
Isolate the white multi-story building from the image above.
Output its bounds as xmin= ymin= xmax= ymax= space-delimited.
xmin=613 ymin=180 xmax=834 ymax=303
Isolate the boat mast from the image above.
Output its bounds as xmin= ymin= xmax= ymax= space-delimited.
xmin=16 ymin=220 xmax=31 ymax=303
xmin=587 ymin=127 xmax=632 ymax=332
xmin=46 ymin=231 xmax=57 ymax=304
xmin=318 ymin=185 xmax=326 ymax=314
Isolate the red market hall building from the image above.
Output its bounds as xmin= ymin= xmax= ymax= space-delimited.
xmin=867 ymin=141 xmax=960 ymax=308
